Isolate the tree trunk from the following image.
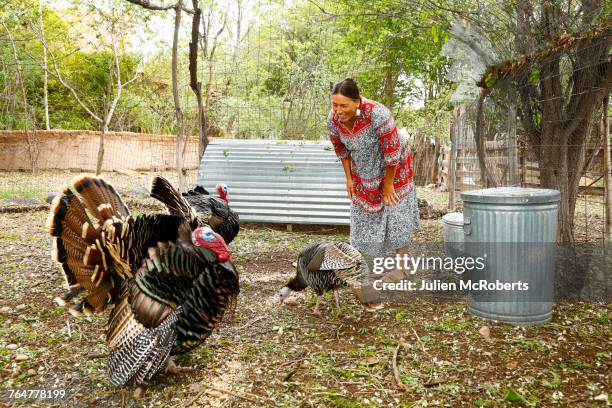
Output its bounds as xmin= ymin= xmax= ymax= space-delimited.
xmin=96 ymin=122 xmax=107 ymax=175
xmin=189 ymin=0 xmax=208 ymax=160
xmin=2 ymin=19 xmax=37 ymax=174
xmin=429 ymin=136 xmax=440 ymax=185
xmin=384 ymin=70 xmax=394 ymax=109
xmin=201 ymin=3 xmax=227 ymax=141
xmin=173 ymin=3 xmax=186 ymax=191
xmin=448 ymin=108 xmax=460 ymax=211
xmin=39 ymin=0 xmax=50 ymax=130
xmin=507 ymin=88 xmax=519 ymax=185
xmin=474 ymin=89 xmax=496 ymax=187
xmin=603 ymin=95 xmax=610 ymax=241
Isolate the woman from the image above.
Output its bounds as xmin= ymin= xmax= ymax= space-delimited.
xmin=327 ymin=78 xmax=420 ymax=289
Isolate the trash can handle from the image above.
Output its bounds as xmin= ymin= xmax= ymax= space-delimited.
xmin=463 ymin=216 xmax=472 ymax=235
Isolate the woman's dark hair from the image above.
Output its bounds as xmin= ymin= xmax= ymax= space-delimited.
xmin=332 ymin=78 xmax=360 ymax=100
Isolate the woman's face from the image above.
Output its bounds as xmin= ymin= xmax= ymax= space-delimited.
xmin=332 ymin=94 xmax=360 ymax=123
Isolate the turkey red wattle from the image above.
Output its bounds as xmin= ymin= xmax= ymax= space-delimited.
xmin=192 ymin=227 xmax=232 ymax=263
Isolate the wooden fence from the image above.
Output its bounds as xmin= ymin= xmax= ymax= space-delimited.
xmin=434 ymin=141 xmax=605 ymax=194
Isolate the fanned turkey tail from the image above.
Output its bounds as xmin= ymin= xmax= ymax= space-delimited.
xmin=48 ymin=175 xmax=187 ymax=315
xmin=47 ymin=175 xmax=130 ymax=315
xmin=150 ymin=176 xmax=240 ymax=244
xmin=150 ymin=176 xmax=196 ymax=225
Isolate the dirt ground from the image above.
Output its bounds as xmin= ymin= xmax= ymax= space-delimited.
xmin=0 ymin=176 xmax=610 ymax=407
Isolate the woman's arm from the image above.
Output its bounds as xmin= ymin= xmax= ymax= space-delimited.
xmin=382 ymin=165 xmax=399 ymax=206
xmin=373 ymin=104 xmax=401 ymax=207
xmin=341 ymin=158 xmax=353 ymax=199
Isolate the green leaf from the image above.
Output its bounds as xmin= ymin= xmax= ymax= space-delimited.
xmin=504 ymin=387 xmax=528 ymax=403
xmin=528 ymin=69 xmax=540 ymax=84
xmin=542 ymin=370 xmax=561 ymax=389
xmin=484 ymin=73 xmax=497 ymax=88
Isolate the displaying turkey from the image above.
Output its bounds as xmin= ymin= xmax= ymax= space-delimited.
xmin=278 ymin=242 xmax=365 ymax=316
xmin=150 ymin=176 xmax=240 ymax=245
xmin=48 ymin=175 xmax=239 ymax=386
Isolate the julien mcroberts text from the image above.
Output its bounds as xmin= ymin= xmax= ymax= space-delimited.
xmin=373 ymin=279 xmax=529 ymax=291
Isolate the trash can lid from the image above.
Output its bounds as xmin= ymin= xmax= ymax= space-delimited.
xmin=461 ymin=187 xmax=560 ymax=204
xmin=442 ymin=212 xmax=464 ymax=226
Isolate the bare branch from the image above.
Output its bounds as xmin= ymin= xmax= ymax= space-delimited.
xmin=125 ymin=0 xmax=174 ymax=11
xmin=122 ymin=69 xmax=141 ymax=87
xmin=125 ymin=0 xmax=194 ymax=14
xmin=27 ymin=20 xmax=102 ymax=123
xmin=105 ymin=29 xmax=141 ymax=128
xmin=304 ymin=0 xmax=406 ymax=19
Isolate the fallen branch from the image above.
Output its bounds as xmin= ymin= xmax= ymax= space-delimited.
xmin=280 ymin=355 xmax=308 ymax=381
xmin=238 ymin=316 xmax=265 ymax=330
xmin=28 ymin=280 xmax=49 ymax=289
xmin=423 ymin=377 xmax=448 ymax=387
xmin=0 ymin=204 xmax=49 ymax=213
xmin=408 ymin=330 xmax=441 ymax=387
xmin=283 ymin=366 xmax=300 ymax=382
xmin=411 ymin=328 xmax=426 ymax=353
xmin=391 ymin=343 xmax=406 ymax=390
xmin=278 ymin=354 xmax=308 ymax=369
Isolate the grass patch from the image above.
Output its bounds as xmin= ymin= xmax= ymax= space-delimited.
xmin=0 ymin=186 xmax=45 ymax=201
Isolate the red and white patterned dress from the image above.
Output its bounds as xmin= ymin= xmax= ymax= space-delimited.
xmin=327 ymin=98 xmax=420 ymax=256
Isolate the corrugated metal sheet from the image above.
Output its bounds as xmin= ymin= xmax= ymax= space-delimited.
xmin=196 ymin=139 xmax=350 ymax=225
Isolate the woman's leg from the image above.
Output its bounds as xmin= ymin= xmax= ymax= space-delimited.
xmin=382 ymin=184 xmax=420 ymax=283
xmin=382 ymin=245 xmax=410 ymax=282
xmin=350 ymin=251 xmax=384 ymax=309
xmin=349 ymin=204 xmax=385 ymax=309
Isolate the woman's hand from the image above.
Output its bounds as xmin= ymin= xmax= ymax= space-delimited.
xmin=382 ymin=182 xmax=399 ymax=206
xmin=346 ymin=178 xmax=354 ymax=199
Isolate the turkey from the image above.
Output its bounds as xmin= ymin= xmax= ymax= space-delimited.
xmin=47 ymin=175 xmax=239 ymax=386
xmin=278 ymin=242 xmax=365 ymax=316
xmin=150 ymin=176 xmax=239 ymax=245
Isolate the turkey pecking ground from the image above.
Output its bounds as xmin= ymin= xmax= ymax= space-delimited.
xmin=0 ymin=202 xmax=610 ymax=407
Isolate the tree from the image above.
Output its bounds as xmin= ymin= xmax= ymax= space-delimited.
xmin=440 ymin=0 xmax=610 ymax=242
xmin=512 ymin=0 xmax=610 ymax=242
xmin=29 ymin=0 xmax=140 ymax=174
xmin=126 ymin=0 xmax=198 ymax=190
xmin=38 ymin=0 xmax=50 ymax=130
xmin=314 ymin=0 xmax=451 ymax=111
xmin=1 ymin=16 xmax=39 ymax=172
xmin=198 ymin=0 xmax=228 ymax=154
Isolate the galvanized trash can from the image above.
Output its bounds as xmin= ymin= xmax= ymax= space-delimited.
xmin=460 ymin=187 xmax=560 ymax=325
xmin=442 ymin=212 xmax=465 ymax=259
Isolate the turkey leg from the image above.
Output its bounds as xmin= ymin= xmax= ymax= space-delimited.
xmin=165 ymin=357 xmax=195 ymax=375
xmin=312 ymin=296 xmax=322 ymax=315
xmin=334 ymin=291 xmax=341 ymax=317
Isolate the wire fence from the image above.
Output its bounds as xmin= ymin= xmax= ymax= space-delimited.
xmin=431 ymin=28 xmax=611 ymax=242
xmin=0 ymin=1 xmax=609 ymax=242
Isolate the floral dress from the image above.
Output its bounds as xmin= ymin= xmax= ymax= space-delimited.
xmin=327 ymin=98 xmax=420 ymax=257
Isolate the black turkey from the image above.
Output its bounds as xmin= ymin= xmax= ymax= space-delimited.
xmin=48 ymin=175 xmax=239 ymax=386
xmin=278 ymin=242 xmax=364 ymax=315
xmin=150 ymin=176 xmax=240 ymax=245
